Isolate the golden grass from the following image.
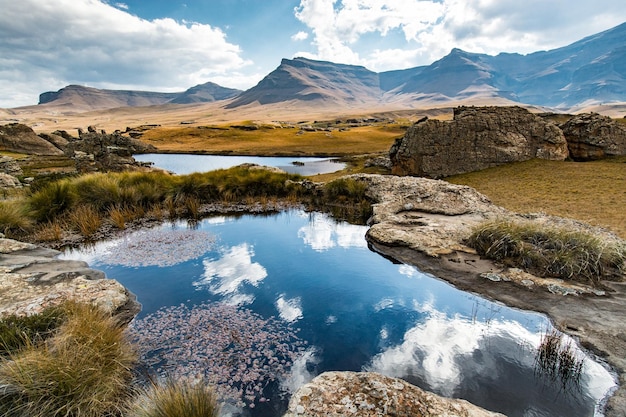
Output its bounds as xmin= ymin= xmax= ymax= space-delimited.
xmin=448 ymin=157 xmax=626 ymax=238
xmin=139 ymin=122 xmax=405 ymax=155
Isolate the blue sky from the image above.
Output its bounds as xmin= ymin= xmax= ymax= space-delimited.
xmin=1 ymin=0 xmax=626 ymax=107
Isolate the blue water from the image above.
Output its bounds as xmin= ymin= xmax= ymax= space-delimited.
xmin=60 ymin=211 xmax=616 ymax=417
xmin=134 ymin=153 xmax=345 ymax=175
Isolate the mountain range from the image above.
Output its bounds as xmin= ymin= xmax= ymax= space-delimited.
xmin=36 ymin=22 xmax=626 ymax=112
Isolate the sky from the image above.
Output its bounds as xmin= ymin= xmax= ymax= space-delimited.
xmin=1 ymin=0 xmax=626 ymax=108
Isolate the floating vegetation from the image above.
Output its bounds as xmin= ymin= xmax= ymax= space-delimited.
xmin=129 ymin=303 xmax=308 ymax=409
xmin=98 ymin=227 xmax=216 ymax=268
xmin=535 ymin=329 xmax=584 ymax=391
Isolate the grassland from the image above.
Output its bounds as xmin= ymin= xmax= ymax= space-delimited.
xmin=448 ymin=157 xmax=626 ymax=238
xmin=138 ymin=121 xmax=407 ymax=155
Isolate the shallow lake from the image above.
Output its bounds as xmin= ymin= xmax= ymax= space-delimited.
xmin=60 ymin=211 xmax=616 ymax=417
xmin=134 ymin=153 xmax=346 ymax=175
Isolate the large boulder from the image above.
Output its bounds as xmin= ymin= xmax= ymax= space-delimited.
xmin=0 ymin=123 xmax=64 ymax=156
xmin=284 ymin=371 xmax=504 ymax=417
xmin=389 ymin=106 xmax=568 ymax=178
xmin=560 ymin=112 xmax=626 ymax=161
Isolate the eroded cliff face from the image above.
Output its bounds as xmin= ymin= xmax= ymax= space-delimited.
xmin=389 ymin=106 xmax=569 ymax=178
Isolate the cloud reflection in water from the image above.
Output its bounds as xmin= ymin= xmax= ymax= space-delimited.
xmin=195 ymin=243 xmax=267 ymax=305
xmin=297 ymin=212 xmax=367 ymax=251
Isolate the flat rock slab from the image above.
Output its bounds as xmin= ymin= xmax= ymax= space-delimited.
xmin=0 ymin=238 xmax=139 ymax=323
xmin=285 ymin=371 xmax=505 ymax=417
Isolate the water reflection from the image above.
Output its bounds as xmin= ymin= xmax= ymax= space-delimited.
xmin=58 ymin=210 xmax=616 ymax=417
xmin=195 ymin=243 xmax=267 ymax=305
xmin=134 ymin=153 xmax=345 ymax=175
xmin=297 ymin=212 xmax=367 ymax=251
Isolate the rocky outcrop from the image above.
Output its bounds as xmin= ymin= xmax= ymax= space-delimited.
xmin=63 ymin=128 xmax=157 ymax=172
xmin=0 ymin=238 xmax=140 ymax=324
xmin=284 ymin=371 xmax=504 ymax=417
xmin=389 ymin=106 xmax=569 ymax=178
xmin=0 ymin=123 xmax=64 ymax=156
xmin=560 ymin=112 xmax=626 ymax=161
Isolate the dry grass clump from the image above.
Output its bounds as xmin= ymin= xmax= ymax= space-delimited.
xmin=128 ymin=379 xmax=220 ymax=417
xmin=467 ymin=219 xmax=626 ymax=284
xmin=69 ymin=205 xmax=103 ymax=238
xmin=0 ymin=302 xmax=137 ymax=417
xmin=0 ymin=200 xmax=33 ymax=235
xmin=0 ymin=306 xmax=66 ymax=357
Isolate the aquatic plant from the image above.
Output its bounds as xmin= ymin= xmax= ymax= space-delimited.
xmin=128 ymin=379 xmax=220 ymax=417
xmin=535 ymin=329 xmax=584 ymax=391
xmin=0 ymin=302 xmax=136 ymax=417
xmin=467 ymin=219 xmax=626 ymax=284
xmin=130 ymin=302 xmax=308 ymax=409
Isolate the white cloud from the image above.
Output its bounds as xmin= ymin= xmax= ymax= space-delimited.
xmin=291 ymin=31 xmax=309 ymax=41
xmin=294 ymin=0 xmax=626 ymax=71
xmin=0 ymin=0 xmax=250 ymax=107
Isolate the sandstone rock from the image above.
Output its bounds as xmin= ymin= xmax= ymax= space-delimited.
xmin=389 ymin=106 xmax=568 ymax=178
xmin=560 ymin=112 xmax=626 ymax=161
xmin=38 ymin=132 xmax=69 ymax=150
xmin=0 ymin=123 xmax=64 ymax=156
xmin=284 ymin=371 xmax=505 ymax=417
xmin=0 ymin=238 xmax=139 ymax=324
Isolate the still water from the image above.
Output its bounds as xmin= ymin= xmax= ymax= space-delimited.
xmin=134 ymin=153 xmax=345 ymax=175
xmin=60 ymin=211 xmax=616 ymax=417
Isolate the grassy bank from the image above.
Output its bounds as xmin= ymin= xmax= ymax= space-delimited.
xmin=0 ymin=167 xmax=373 ymax=243
xmin=448 ymin=157 xmax=626 ymax=238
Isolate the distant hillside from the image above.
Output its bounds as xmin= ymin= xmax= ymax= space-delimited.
xmin=38 ymin=82 xmax=241 ymax=110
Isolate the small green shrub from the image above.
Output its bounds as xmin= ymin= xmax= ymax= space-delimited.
xmin=467 ymin=219 xmax=626 ymax=284
xmin=128 ymin=379 xmax=220 ymax=417
xmin=0 ymin=302 xmax=136 ymax=417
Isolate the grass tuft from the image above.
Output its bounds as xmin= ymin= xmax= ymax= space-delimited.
xmin=0 ymin=306 xmax=66 ymax=357
xmin=0 ymin=200 xmax=33 ymax=235
xmin=69 ymin=205 xmax=103 ymax=238
xmin=467 ymin=219 xmax=626 ymax=284
xmin=128 ymin=379 xmax=220 ymax=417
xmin=0 ymin=302 xmax=136 ymax=417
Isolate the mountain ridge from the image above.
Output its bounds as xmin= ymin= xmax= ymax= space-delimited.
xmin=32 ymin=22 xmax=626 ymax=112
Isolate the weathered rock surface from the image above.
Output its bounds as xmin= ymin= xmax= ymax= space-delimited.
xmin=560 ymin=112 xmax=626 ymax=161
xmin=0 ymin=238 xmax=140 ymax=324
xmin=284 ymin=371 xmax=505 ymax=417
xmin=0 ymin=123 xmax=64 ymax=156
xmin=389 ymin=106 xmax=569 ymax=178
xmin=346 ymin=173 xmax=626 ymax=417
xmin=63 ymin=128 xmax=157 ymax=172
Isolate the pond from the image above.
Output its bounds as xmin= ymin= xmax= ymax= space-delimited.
xmin=133 ymin=153 xmax=346 ymax=175
xmin=60 ymin=211 xmax=616 ymax=417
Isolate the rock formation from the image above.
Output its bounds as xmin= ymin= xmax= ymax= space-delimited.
xmin=284 ymin=371 xmax=505 ymax=417
xmin=63 ymin=128 xmax=157 ymax=172
xmin=0 ymin=123 xmax=64 ymax=156
xmin=560 ymin=112 xmax=626 ymax=161
xmin=389 ymin=106 xmax=569 ymax=178
xmin=0 ymin=238 xmax=140 ymax=324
